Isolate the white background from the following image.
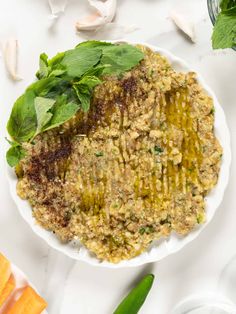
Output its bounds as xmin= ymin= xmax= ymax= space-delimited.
xmin=0 ymin=0 xmax=236 ymax=313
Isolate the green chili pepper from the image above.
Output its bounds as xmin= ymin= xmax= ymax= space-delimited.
xmin=113 ymin=274 xmax=155 ymax=314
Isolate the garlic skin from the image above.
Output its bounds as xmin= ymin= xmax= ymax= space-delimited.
xmin=170 ymin=10 xmax=196 ymax=43
xmin=76 ymin=0 xmax=117 ymax=31
xmin=4 ymin=39 xmax=22 ymax=81
xmin=48 ymin=0 xmax=68 ymax=17
xmin=79 ymin=23 xmax=138 ymax=40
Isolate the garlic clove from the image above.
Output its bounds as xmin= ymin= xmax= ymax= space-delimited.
xmin=4 ymin=39 xmax=22 ymax=81
xmin=76 ymin=0 xmax=117 ymax=31
xmin=170 ymin=10 xmax=196 ymax=43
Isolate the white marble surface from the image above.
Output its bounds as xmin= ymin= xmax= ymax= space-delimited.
xmin=0 ymin=0 xmax=236 ymax=313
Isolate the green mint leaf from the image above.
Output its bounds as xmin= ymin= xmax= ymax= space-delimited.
xmin=27 ymin=77 xmax=61 ymax=96
xmin=36 ymin=53 xmax=49 ymax=79
xmin=34 ymin=97 xmax=56 ymax=136
xmin=84 ymin=65 xmax=110 ymax=77
xmin=48 ymin=54 xmax=67 ymax=77
xmin=73 ymin=86 xmax=91 ymax=112
xmin=220 ymin=0 xmax=236 ymax=11
xmin=77 ymin=75 xmax=101 ymax=91
xmin=48 ymin=52 xmax=65 ymax=67
xmin=7 ymin=78 xmax=61 ymax=143
xmin=6 ymin=41 xmax=145 ymax=166
xmin=76 ymin=42 xmax=144 ymax=76
xmin=5 ymin=138 xmax=18 ymax=146
xmin=76 ymin=40 xmax=113 ymax=49
xmin=73 ymin=76 xmax=101 ymax=112
xmin=61 ymin=46 xmax=102 ymax=78
xmin=44 ymin=80 xmax=71 ymax=99
xmin=49 ymin=69 xmax=66 ymax=77
xmin=212 ymin=8 xmax=236 ymax=49
xmin=36 ymin=52 xmax=66 ymax=79
xmin=6 ymin=144 xmax=26 ymax=167
xmin=7 ymin=90 xmax=37 ymax=143
xmin=44 ymin=96 xmax=79 ymax=131
xmin=100 ymin=44 xmax=144 ymax=75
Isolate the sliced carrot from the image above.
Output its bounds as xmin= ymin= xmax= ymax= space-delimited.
xmin=6 ymin=286 xmax=47 ymax=314
xmin=0 ymin=274 xmax=15 ymax=307
xmin=0 ymin=253 xmax=11 ymax=296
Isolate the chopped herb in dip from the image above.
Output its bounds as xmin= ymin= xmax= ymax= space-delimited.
xmin=95 ymin=151 xmax=104 ymax=157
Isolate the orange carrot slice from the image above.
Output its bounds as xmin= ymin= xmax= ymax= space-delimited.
xmin=6 ymin=286 xmax=47 ymax=314
xmin=0 ymin=274 xmax=15 ymax=307
xmin=0 ymin=253 xmax=11 ymax=296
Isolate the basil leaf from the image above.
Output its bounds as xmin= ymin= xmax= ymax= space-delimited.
xmin=61 ymin=46 xmax=102 ymax=78
xmin=6 ymin=145 xmax=26 ymax=167
xmin=7 ymin=90 xmax=37 ymax=143
xmin=34 ymin=97 xmax=56 ymax=135
xmin=100 ymin=44 xmax=144 ymax=75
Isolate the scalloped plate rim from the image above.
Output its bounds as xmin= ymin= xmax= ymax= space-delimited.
xmin=6 ymin=41 xmax=231 ymax=268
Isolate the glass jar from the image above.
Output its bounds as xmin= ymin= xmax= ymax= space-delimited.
xmin=207 ymin=0 xmax=221 ymax=25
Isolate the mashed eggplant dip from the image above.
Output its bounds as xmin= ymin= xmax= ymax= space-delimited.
xmin=14 ymin=45 xmax=222 ymax=263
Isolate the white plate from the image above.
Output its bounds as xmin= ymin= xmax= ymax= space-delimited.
xmin=6 ymin=41 xmax=231 ymax=268
xmin=0 ymin=263 xmax=47 ymax=314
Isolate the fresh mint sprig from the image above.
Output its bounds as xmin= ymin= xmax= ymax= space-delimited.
xmin=212 ymin=0 xmax=236 ymax=49
xmin=6 ymin=41 xmax=144 ymax=167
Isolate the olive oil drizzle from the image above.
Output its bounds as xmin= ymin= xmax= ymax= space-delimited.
xmin=133 ymin=88 xmax=203 ymax=207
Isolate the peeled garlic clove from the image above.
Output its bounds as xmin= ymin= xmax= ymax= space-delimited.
xmin=4 ymin=39 xmax=22 ymax=81
xmin=76 ymin=0 xmax=117 ymax=31
xmin=170 ymin=10 xmax=196 ymax=43
xmin=48 ymin=0 xmax=68 ymax=17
